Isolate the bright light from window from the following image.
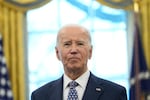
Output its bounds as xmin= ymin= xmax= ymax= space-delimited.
xmin=27 ymin=0 xmax=129 ymax=99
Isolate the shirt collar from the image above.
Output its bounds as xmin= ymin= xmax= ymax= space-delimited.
xmin=63 ymin=70 xmax=90 ymax=89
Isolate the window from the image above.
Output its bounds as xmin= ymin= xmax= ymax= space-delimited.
xmin=27 ymin=0 xmax=129 ymax=99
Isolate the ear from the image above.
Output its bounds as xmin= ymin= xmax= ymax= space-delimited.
xmin=88 ymin=45 xmax=93 ymax=59
xmin=55 ymin=47 xmax=61 ymax=60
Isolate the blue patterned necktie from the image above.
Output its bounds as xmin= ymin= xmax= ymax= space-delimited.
xmin=67 ymin=81 xmax=78 ymax=100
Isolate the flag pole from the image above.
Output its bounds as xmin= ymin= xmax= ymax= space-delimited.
xmin=133 ymin=0 xmax=141 ymax=100
xmin=133 ymin=0 xmax=146 ymax=100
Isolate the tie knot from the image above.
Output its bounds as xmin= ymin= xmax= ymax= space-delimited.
xmin=69 ymin=81 xmax=78 ymax=88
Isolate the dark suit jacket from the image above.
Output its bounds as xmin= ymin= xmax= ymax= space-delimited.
xmin=31 ymin=72 xmax=127 ymax=100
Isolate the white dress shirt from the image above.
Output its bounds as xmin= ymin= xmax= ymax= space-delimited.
xmin=63 ymin=70 xmax=90 ymax=100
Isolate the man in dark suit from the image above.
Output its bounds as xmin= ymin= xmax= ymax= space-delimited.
xmin=31 ymin=24 xmax=127 ymax=100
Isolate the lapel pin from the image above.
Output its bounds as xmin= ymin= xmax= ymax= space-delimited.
xmin=96 ymin=88 xmax=101 ymax=92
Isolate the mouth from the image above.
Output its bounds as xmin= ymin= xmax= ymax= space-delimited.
xmin=68 ymin=57 xmax=80 ymax=62
xmin=69 ymin=57 xmax=79 ymax=60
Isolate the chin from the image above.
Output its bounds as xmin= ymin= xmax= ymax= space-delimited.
xmin=68 ymin=66 xmax=82 ymax=72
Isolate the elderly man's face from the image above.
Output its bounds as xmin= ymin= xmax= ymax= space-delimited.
xmin=55 ymin=25 xmax=92 ymax=74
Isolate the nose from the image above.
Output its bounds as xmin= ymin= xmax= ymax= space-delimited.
xmin=70 ymin=45 xmax=78 ymax=54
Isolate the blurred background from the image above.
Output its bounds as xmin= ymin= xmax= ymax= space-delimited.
xmin=0 ymin=0 xmax=150 ymax=100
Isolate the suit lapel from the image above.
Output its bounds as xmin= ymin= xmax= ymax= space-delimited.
xmin=47 ymin=73 xmax=104 ymax=100
xmin=48 ymin=77 xmax=63 ymax=100
xmin=82 ymin=73 xmax=104 ymax=100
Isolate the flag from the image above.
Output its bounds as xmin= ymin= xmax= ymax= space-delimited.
xmin=129 ymin=21 xmax=150 ymax=100
xmin=0 ymin=34 xmax=13 ymax=100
